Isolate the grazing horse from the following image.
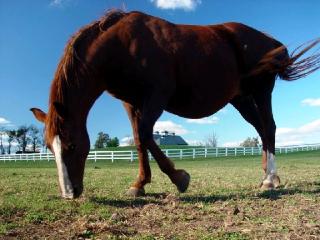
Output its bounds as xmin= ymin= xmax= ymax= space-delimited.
xmin=31 ymin=10 xmax=320 ymax=199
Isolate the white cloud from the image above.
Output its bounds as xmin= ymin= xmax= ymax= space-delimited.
xmin=186 ymin=116 xmax=218 ymax=124
xmin=50 ymin=0 xmax=63 ymax=6
xmin=150 ymin=0 xmax=201 ymax=10
xmin=154 ymin=120 xmax=189 ymax=135
xmin=120 ymin=136 xmax=134 ymax=146
xmin=276 ymin=119 xmax=320 ymax=146
xmin=50 ymin=0 xmax=72 ymax=7
xmin=301 ymin=98 xmax=320 ymax=107
xmin=0 ymin=117 xmax=11 ymax=126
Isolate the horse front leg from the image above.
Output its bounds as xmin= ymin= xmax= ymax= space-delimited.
xmin=123 ymin=103 xmax=151 ymax=197
xmin=132 ymin=90 xmax=190 ymax=195
xmin=147 ymin=139 xmax=190 ymax=193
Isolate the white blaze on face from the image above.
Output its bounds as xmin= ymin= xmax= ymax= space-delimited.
xmin=263 ymin=150 xmax=277 ymax=184
xmin=52 ymin=135 xmax=74 ymax=199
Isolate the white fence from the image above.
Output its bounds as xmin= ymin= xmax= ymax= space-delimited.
xmin=0 ymin=144 xmax=319 ymax=163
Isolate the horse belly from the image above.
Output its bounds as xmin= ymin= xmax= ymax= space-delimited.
xmin=166 ymin=78 xmax=239 ymax=118
xmin=166 ymin=54 xmax=240 ymax=118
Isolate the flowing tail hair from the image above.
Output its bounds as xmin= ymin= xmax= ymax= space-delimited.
xmin=249 ymin=38 xmax=320 ymax=81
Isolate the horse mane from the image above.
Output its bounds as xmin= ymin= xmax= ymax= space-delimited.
xmin=46 ymin=9 xmax=127 ymax=143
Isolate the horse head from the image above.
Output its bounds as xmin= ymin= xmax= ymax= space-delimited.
xmin=30 ymin=103 xmax=90 ymax=199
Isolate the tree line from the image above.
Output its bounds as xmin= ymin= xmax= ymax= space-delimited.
xmin=0 ymin=125 xmax=43 ymax=154
xmin=94 ymin=132 xmax=119 ymax=149
xmin=0 ymin=125 xmax=260 ymax=154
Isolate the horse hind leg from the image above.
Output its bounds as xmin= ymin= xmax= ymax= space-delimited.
xmin=231 ymin=94 xmax=280 ymax=190
xmin=253 ymin=85 xmax=281 ymax=190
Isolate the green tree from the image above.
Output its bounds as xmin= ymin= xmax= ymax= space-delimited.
xmin=240 ymin=137 xmax=259 ymax=147
xmin=0 ymin=127 xmax=5 ymax=154
xmin=107 ymin=137 xmax=119 ymax=147
xmin=40 ymin=127 xmax=47 ymax=152
xmin=15 ymin=125 xmax=30 ymax=153
xmin=5 ymin=130 xmax=16 ymax=154
xmin=94 ymin=132 xmax=110 ymax=149
xmin=29 ymin=125 xmax=41 ymax=152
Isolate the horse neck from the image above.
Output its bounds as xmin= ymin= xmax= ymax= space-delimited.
xmin=51 ymin=76 xmax=104 ymax=124
xmin=72 ymin=82 xmax=104 ymax=121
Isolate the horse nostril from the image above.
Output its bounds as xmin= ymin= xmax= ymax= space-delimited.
xmin=73 ymin=184 xmax=83 ymax=198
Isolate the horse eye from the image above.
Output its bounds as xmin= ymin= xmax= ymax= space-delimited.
xmin=68 ymin=144 xmax=76 ymax=151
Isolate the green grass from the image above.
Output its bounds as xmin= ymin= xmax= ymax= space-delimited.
xmin=0 ymin=150 xmax=319 ymax=239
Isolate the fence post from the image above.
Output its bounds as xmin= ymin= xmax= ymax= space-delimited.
xmin=165 ymin=149 xmax=169 ymax=157
xmin=130 ymin=151 xmax=134 ymax=162
xmin=235 ymin=148 xmax=237 ymax=156
xmin=216 ymin=148 xmax=218 ymax=157
xmin=204 ymin=148 xmax=207 ymax=158
xmin=225 ymin=148 xmax=228 ymax=157
xmin=192 ymin=149 xmax=195 ymax=159
xmin=180 ymin=149 xmax=183 ymax=159
xmin=111 ymin=151 xmax=114 ymax=163
xmin=94 ymin=151 xmax=97 ymax=163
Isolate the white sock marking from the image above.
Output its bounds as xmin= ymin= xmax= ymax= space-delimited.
xmin=52 ymin=136 xmax=74 ymax=199
xmin=263 ymin=150 xmax=277 ymax=184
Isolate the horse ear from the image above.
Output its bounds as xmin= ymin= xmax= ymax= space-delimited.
xmin=53 ymin=102 xmax=68 ymax=119
xmin=30 ymin=108 xmax=47 ymax=123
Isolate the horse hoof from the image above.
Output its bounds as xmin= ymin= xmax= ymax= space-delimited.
xmin=273 ymin=175 xmax=281 ymax=188
xmin=260 ymin=182 xmax=275 ymax=191
xmin=171 ymin=169 xmax=190 ymax=193
xmin=260 ymin=175 xmax=281 ymax=190
xmin=126 ymin=187 xmax=145 ymax=197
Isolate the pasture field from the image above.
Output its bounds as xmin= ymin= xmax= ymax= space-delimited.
xmin=0 ymin=151 xmax=319 ymax=239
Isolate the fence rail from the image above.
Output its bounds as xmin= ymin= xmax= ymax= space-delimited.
xmin=0 ymin=144 xmax=319 ymax=163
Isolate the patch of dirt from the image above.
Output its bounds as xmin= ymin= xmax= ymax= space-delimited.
xmin=2 ymin=191 xmax=320 ymax=239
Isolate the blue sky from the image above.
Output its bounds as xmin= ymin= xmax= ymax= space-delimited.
xmin=0 ymin=0 xmax=320 ymax=147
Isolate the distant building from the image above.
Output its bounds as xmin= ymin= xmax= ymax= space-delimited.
xmin=153 ymin=131 xmax=188 ymax=145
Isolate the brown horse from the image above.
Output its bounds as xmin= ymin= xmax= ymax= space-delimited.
xmin=31 ymin=10 xmax=320 ymax=199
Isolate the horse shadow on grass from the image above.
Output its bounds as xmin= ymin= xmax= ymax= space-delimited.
xmin=90 ymin=181 xmax=320 ymax=207
xmin=89 ymin=192 xmax=166 ymax=208
xmin=182 ymin=183 xmax=320 ymax=203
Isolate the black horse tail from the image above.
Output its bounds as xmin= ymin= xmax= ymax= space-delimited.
xmin=249 ymin=38 xmax=320 ymax=81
